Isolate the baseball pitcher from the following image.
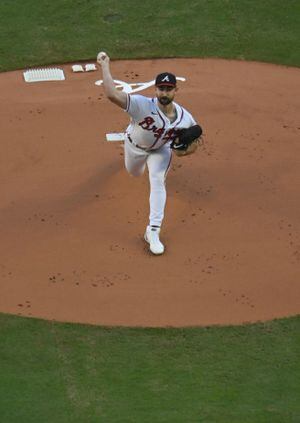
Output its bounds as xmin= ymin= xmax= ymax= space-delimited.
xmin=97 ymin=52 xmax=202 ymax=255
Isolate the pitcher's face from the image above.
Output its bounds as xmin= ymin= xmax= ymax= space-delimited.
xmin=155 ymin=85 xmax=177 ymax=105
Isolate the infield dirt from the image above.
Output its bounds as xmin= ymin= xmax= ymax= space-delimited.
xmin=0 ymin=58 xmax=299 ymax=326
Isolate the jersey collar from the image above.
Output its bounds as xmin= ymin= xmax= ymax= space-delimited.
xmin=153 ymin=98 xmax=182 ymax=127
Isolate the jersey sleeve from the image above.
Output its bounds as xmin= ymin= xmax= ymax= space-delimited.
xmin=187 ymin=111 xmax=197 ymax=126
xmin=179 ymin=106 xmax=198 ymax=128
xmin=124 ymin=94 xmax=150 ymax=121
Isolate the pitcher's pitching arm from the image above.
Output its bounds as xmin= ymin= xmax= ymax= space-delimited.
xmin=97 ymin=52 xmax=127 ymax=110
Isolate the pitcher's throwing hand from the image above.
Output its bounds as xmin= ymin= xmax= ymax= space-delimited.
xmin=97 ymin=51 xmax=109 ymax=65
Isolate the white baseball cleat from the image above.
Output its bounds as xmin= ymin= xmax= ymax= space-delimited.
xmin=144 ymin=226 xmax=165 ymax=255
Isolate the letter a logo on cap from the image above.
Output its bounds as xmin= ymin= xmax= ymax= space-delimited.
xmin=155 ymin=72 xmax=177 ymax=87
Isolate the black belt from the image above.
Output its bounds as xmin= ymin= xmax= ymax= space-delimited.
xmin=127 ymin=134 xmax=148 ymax=151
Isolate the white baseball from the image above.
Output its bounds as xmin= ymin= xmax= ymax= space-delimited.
xmin=98 ymin=51 xmax=107 ymax=60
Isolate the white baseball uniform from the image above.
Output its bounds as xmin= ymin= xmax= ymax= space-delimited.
xmin=123 ymin=94 xmax=197 ymax=228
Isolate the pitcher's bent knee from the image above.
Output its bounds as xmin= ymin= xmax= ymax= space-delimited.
xmin=125 ymin=163 xmax=145 ymax=177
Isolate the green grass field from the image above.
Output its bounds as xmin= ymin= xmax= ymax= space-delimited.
xmin=0 ymin=0 xmax=299 ymax=71
xmin=1 ymin=314 xmax=299 ymax=422
xmin=0 ymin=0 xmax=300 ymax=421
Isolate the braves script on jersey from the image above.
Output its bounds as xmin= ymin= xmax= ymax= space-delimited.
xmin=124 ymin=94 xmax=196 ymax=150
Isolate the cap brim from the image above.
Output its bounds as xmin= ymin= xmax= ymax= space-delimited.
xmin=155 ymin=83 xmax=176 ymax=87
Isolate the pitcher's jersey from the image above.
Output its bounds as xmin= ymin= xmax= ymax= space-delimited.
xmin=124 ymin=94 xmax=197 ymax=150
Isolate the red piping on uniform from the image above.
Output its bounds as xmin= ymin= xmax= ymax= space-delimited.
xmin=164 ymin=150 xmax=173 ymax=181
xmin=176 ymin=106 xmax=184 ymax=126
xmin=126 ymin=94 xmax=131 ymax=112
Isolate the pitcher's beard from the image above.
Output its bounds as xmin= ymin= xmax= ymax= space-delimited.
xmin=158 ymin=96 xmax=172 ymax=105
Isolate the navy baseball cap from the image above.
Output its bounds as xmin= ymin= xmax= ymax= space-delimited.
xmin=155 ymin=72 xmax=177 ymax=87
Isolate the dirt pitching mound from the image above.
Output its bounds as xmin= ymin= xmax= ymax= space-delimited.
xmin=0 ymin=58 xmax=299 ymax=327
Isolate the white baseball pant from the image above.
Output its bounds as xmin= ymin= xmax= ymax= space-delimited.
xmin=124 ymin=139 xmax=172 ymax=227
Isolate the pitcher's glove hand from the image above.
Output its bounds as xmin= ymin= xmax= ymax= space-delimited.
xmin=171 ymin=125 xmax=203 ymax=157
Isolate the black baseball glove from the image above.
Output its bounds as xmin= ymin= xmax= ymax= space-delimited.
xmin=170 ymin=125 xmax=203 ymax=156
